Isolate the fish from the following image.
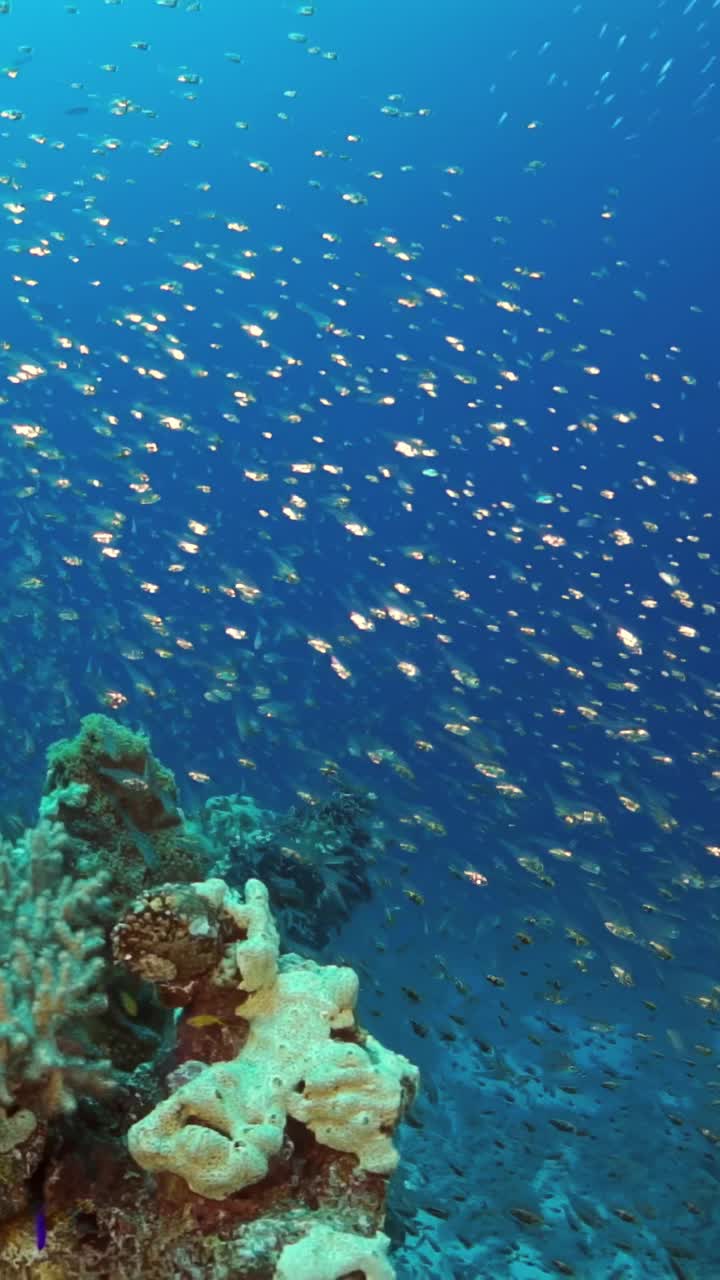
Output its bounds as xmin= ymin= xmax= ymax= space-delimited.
xmin=0 ymin=5 xmax=716 ymax=1275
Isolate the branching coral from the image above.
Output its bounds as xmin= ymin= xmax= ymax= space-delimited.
xmin=0 ymin=820 xmax=112 ymax=1119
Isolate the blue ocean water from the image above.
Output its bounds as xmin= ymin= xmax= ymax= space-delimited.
xmin=1 ymin=0 xmax=719 ymax=1276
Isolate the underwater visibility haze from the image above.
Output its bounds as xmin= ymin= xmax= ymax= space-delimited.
xmin=0 ymin=0 xmax=719 ymax=1276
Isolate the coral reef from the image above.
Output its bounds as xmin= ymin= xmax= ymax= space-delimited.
xmin=0 ymin=723 xmax=418 ymax=1278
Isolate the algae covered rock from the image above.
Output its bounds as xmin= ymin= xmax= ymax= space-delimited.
xmin=197 ymin=783 xmax=376 ymax=950
xmin=43 ymin=713 xmax=210 ymax=910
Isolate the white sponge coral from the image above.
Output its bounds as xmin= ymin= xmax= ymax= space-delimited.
xmin=127 ymin=878 xmax=419 ymax=1200
xmin=274 ymin=1225 xmax=395 ymax=1280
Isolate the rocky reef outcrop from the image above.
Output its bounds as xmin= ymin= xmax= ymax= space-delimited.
xmin=0 ymin=718 xmax=418 ymax=1278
